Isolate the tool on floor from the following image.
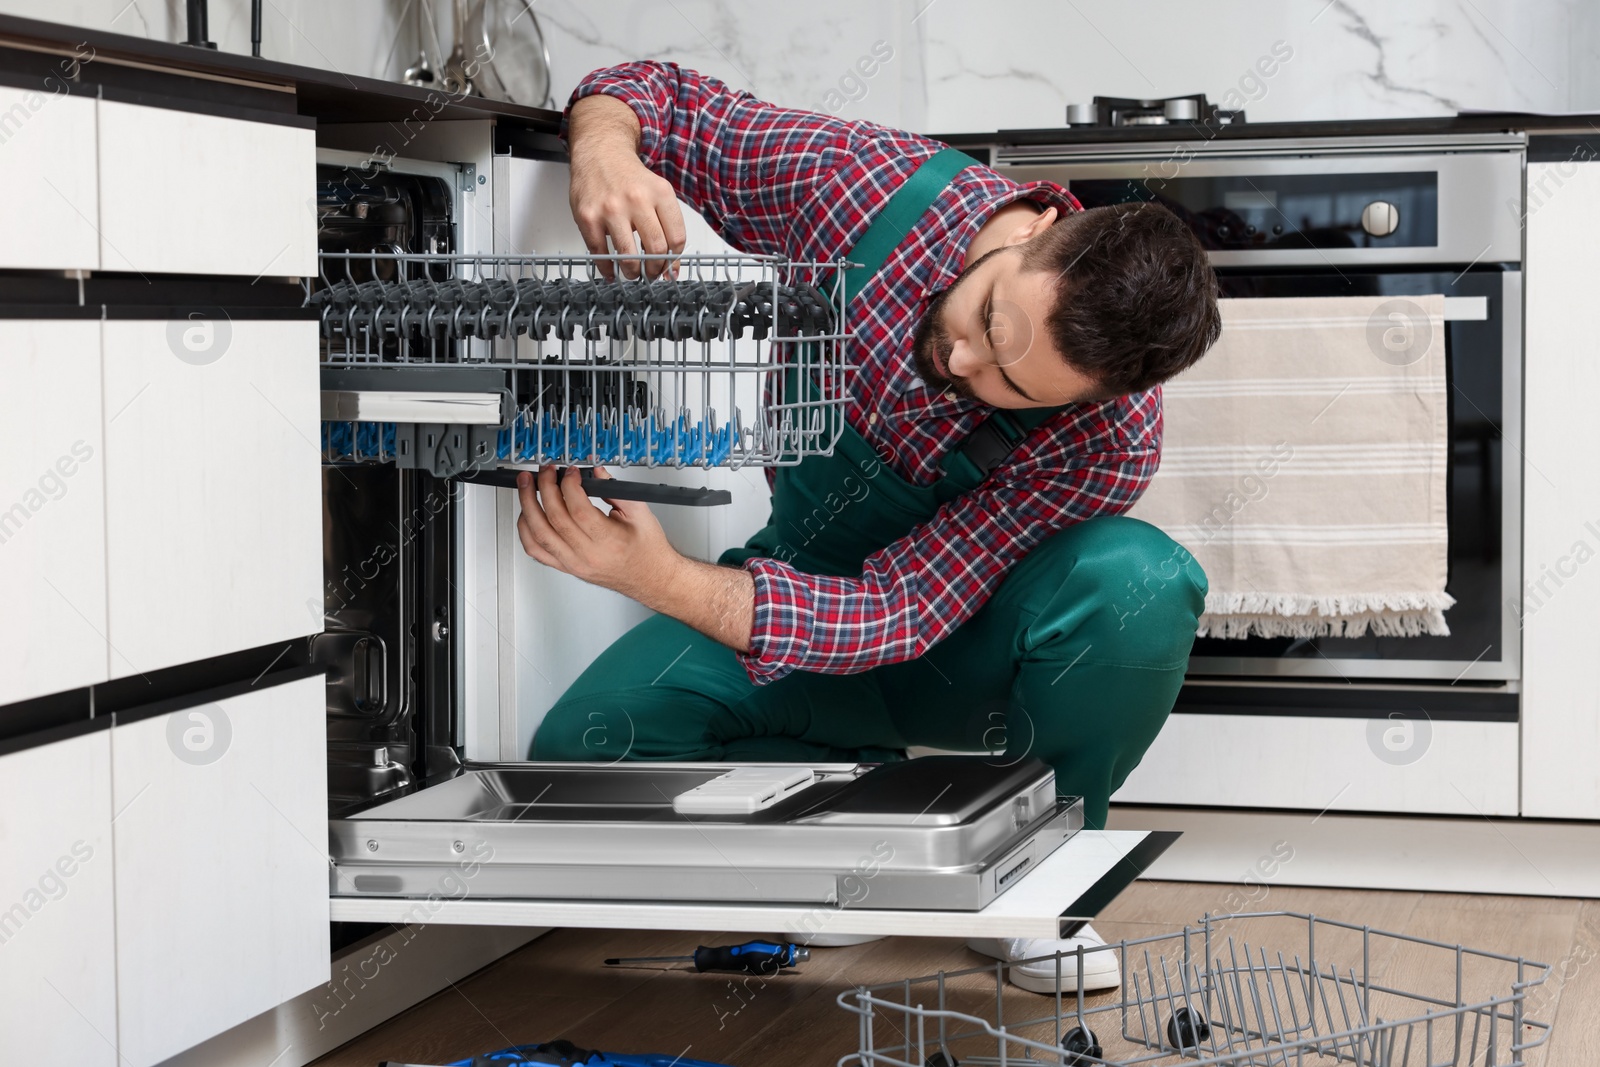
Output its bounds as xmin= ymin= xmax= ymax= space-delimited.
xmin=604 ymin=939 xmax=810 ymax=974
xmin=380 ymin=1038 xmax=736 ymax=1066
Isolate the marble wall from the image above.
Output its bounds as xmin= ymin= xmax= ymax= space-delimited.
xmin=919 ymin=0 xmax=1600 ymax=131
xmin=8 ymin=0 xmax=1598 ymax=134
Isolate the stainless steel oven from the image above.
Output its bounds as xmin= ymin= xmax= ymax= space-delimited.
xmin=996 ymin=135 xmax=1523 ymax=707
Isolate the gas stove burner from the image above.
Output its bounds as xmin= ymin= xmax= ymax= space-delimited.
xmin=1065 ymin=94 xmax=1246 ymax=129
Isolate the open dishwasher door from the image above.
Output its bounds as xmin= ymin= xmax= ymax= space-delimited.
xmin=327 ymin=755 xmax=1178 ymax=939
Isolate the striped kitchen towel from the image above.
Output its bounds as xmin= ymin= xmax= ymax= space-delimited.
xmin=1126 ymin=294 xmax=1455 ymax=639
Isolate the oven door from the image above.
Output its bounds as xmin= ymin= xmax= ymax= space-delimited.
xmin=1181 ymin=267 xmax=1521 ymax=684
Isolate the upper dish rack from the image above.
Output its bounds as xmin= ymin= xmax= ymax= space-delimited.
xmin=309 ymin=250 xmax=854 ymax=479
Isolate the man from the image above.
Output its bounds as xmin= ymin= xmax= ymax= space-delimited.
xmin=514 ymin=62 xmax=1217 ymax=993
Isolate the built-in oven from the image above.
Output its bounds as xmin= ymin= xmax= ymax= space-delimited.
xmin=996 ymin=137 xmax=1523 ymax=704
xmin=989 ymin=134 xmax=1528 ymax=815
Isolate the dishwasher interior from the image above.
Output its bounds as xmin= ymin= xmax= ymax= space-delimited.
xmin=306 ymin=146 xmax=1093 ymax=914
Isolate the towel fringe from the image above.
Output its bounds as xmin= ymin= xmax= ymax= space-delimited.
xmin=1197 ymin=590 xmax=1457 ymax=639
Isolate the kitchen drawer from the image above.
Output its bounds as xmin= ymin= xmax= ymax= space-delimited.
xmin=111 ymin=671 xmax=329 ymax=1067
xmin=0 ymin=321 xmax=108 ymax=706
xmin=1113 ymin=713 xmax=1520 ymax=816
xmin=102 ymin=319 xmax=323 ymax=677
xmin=0 ymin=724 xmax=117 ymax=1067
xmin=96 ymin=100 xmax=316 ymax=277
xmin=0 ymin=86 xmax=99 ymax=270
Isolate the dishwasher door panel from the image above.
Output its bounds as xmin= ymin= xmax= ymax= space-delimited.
xmin=328 ymin=757 xmax=1119 ymax=917
xmin=328 ymin=827 xmax=1175 ymax=941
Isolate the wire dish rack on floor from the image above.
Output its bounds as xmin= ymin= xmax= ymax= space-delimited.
xmin=836 ymin=911 xmax=1552 ymax=1067
xmin=309 ymin=250 xmax=854 ymax=474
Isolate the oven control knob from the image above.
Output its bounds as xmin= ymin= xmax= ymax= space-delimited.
xmin=1065 ymin=102 xmax=1098 ymax=126
xmin=1361 ymin=200 xmax=1401 ymax=237
xmin=1163 ymin=98 xmax=1200 ymax=121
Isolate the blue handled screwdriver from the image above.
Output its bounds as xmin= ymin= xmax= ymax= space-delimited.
xmin=604 ymin=939 xmax=809 ymax=974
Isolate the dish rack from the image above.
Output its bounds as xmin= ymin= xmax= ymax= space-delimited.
xmin=837 ymin=912 xmax=1553 ymax=1067
xmin=309 ymin=250 xmax=854 ymax=481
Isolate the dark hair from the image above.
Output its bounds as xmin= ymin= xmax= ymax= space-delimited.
xmin=1019 ymin=202 xmax=1221 ymax=396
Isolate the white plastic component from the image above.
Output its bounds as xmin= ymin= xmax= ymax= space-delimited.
xmin=320 ymin=389 xmax=504 ymax=424
xmin=672 ymin=767 xmax=817 ymax=815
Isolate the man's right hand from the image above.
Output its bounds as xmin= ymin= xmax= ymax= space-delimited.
xmin=567 ymin=94 xmax=688 ymax=280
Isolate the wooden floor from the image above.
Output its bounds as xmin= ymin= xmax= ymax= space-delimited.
xmin=314 ymin=882 xmax=1599 ymax=1067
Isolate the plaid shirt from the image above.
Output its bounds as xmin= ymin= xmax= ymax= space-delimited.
xmin=566 ymin=63 xmax=1163 ymax=684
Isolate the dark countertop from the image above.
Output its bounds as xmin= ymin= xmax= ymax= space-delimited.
xmin=0 ymin=11 xmax=564 ymax=135
xmin=934 ymin=112 xmax=1600 ymax=151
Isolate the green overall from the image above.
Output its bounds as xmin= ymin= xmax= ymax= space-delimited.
xmin=531 ymin=150 xmax=1208 ymax=828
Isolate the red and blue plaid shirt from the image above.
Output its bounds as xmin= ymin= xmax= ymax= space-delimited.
xmin=566 ymin=63 xmax=1163 ymax=684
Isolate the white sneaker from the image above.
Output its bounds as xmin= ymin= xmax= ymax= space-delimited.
xmin=967 ymin=923 xmax=1121 ymax=994
xmin=783 ymin=932 xmax=886 ymax=948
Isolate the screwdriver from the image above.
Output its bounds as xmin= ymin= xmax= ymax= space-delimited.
xmin=604 ymin=939 xmax=810 ymax=974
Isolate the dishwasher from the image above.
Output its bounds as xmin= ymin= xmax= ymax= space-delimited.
xmin=307 ymin=143 xmax=1174 ymax=933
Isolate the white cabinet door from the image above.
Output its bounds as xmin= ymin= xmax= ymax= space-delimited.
xmin=96 ymin=100 xmax=316 ymax=277
xmin=0 ymin=86 xmax=99 ymax=270
xmin=1522 ymin=156 xmax=1600 ymax=819
xmin=0 ymin=321 xmax=108 ymax=706
xmin=0 ymin=727 xmax=117 ymax=1067
xmin=111 ymin=673 xmax=329 ymax=1067
xmin=102 ymin=319 xmax=323 ymax=677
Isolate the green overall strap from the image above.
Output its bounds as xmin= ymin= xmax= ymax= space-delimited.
xmin=935 ymin=405 xmax=1059 ymax=499
xmin=819 ymin=145 xmax=1064 ymax=497
xmin=832 ymin=146 xmax=980 ymax=305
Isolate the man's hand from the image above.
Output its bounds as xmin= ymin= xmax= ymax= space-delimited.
xmin=515 ymin=466 xmax=756 ymax=652
xmin=567 ymin=94 xmax=687 ymax=280
xmin=516 ymin=466 xmax=676 ymax=600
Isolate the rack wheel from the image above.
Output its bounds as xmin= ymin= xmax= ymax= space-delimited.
xmin=1061 ymin=1024 xmax=1102 ymax=1064
xmin=1165 ymin=1005 xmax=1212 ymax=1050
xmin=924 ymin=1053 xmax=958 ymax=1067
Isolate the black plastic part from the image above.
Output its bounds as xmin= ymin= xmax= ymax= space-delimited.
xmin=1060 ymin=830 xmax=1181 ymax=930
xmin=1061 ymin=1025 xmax=1103 ymax=1065
xmin=925 ymin=1054 xmax=959 ymax=1067
xmin=450 ymin=467 xmax=733 ymax=507
xmin=1166 ymin=1005 xmax=1212 ymax=1050
xmin=184 ymin=0 xmax=214 ymax=48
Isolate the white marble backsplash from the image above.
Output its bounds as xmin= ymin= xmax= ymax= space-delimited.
xmin=920 ymin=0 xmax=1598 ymax=131
xmin=3 ymin=0 xmax=1596 ymax=132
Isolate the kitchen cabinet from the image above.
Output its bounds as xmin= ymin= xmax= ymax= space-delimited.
xmin=95 ymin=99 xmax=316 ymax=277
xmin=111 ymin=673 xmax=328 ymax=1067
xmin=101 ymin=319 xmax=323 ymax=677
xmin=1521 ymin=153 xmax=1600 ymax=820
xmin=0 ymin=726 xmax=117 ymax=1067
xmin=0 ymin=86 xmax=99 ymax=271
xmin=0 ymin=321 xmax=108 ymax=706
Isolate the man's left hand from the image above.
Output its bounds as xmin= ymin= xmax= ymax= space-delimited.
xmin=515 ymin=466 xmax=679 ymax=600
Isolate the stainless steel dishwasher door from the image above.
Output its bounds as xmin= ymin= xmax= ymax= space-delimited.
xmin=328 ymin=756 xmax=1084 ymax=911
